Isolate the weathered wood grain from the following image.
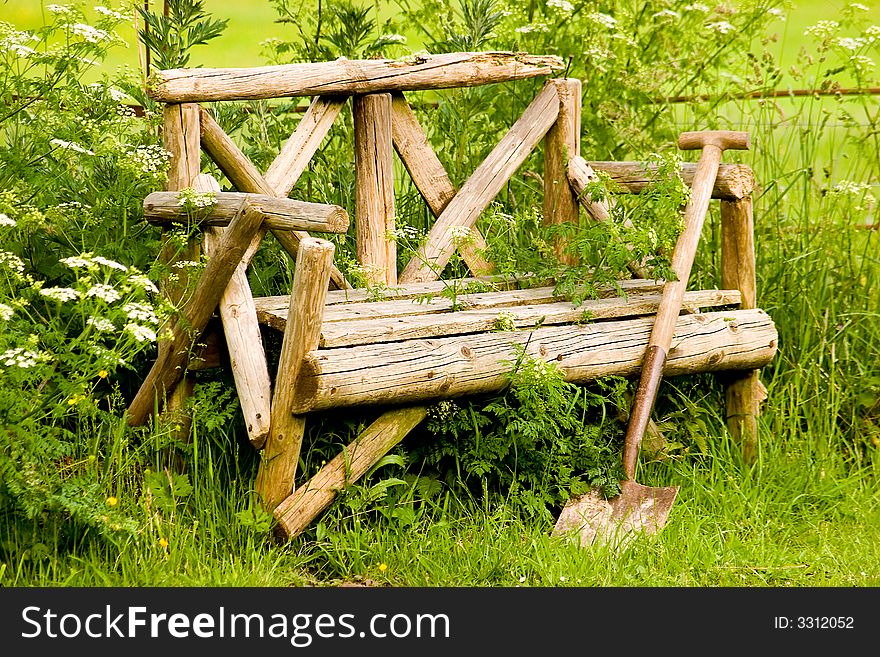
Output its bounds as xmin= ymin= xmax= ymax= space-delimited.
xmin=544 ymin=79 xmax=581 ymax=265
xmin=290 ymin=308 xmax=778 ymax=413
xmin=149 ymin=52 xmax=564 ymax=102
xmin=588 ymin=161 xmax=755 ymax=200
xmin=256 ymin=238 xmax=335 ymax=510
xmin=354 ymin=94 xmax=396 ymax=285
xmin=144 ymin=190 xmax=349 ymax=233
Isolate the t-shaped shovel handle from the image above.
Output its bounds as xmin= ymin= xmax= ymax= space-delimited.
xmin=621 ymin=130 xmax=750 ymax=479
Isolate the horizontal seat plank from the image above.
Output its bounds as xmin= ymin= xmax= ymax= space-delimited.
xmin=315 ymin=289 xmax=741 ymax=347
xmin=290 ymin=308 xmax=777 ymax=413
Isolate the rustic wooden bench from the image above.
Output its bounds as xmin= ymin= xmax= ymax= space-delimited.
xmin=127 ymin=52 xmax=777 ymax=540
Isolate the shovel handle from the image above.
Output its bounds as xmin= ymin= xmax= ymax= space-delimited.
xmin=621 ymin=131 xmax=749 ymax=479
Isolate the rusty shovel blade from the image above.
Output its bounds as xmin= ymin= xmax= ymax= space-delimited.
xmin=552 ymin=479 xmax=678 ymax=550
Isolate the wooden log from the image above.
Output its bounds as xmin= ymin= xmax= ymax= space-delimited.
xmin=198 ymin=174 xmax=273 ymax=448
xmin=587 ymin=161 xmax=755 ymax=200
xmin=264 ymin=96 xmax=346 ymax=197
xmin=128 ymin=204 xmax=265 ymax=426
xmin=149 ymin=52 xmax=564 ymax=102
xmin=198 ymin=106 xmax=351 ymax=289
xmin=274 ymin=406 xmax=428 ymax=538
xmin=144 ymin=190 xmax=349 ymax=233
xmin=254 ymin=277 xmax=666 ymax=321
xmin=544 ymin=79 xmax=582 ymax=265
xmin=291 ymin=308 xmax=778 ymax=413
xmin=400 ymin=83 xmax=561 ymax=282
xmin=314 ymin=289 xmax=741 ymax=348
xmin=720 ymin=196 xmax=763 ymax=463
xmin=256 ymin=238 xmax=335 ymax=510
xmin=354 ymin=94 xmax=397 ymax=285
xmin=389 ymin=93 xmax=493 ymax=276
xmin=151 ymin=103 xmax=201 ymax=442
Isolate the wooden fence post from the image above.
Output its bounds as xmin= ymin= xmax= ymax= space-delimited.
xmin=720 ymin=195 xmax=767 ymax=462
xmin=154 ymin=103 xmax=200 ymax=439
xmin=353 ymin=93 xmax=396 ymax=286
xmin=544 ymin=78 xmax=581 ymax=265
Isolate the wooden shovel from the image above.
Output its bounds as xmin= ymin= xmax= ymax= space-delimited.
xmin=553 ymin=130 xmax=751 ymax=548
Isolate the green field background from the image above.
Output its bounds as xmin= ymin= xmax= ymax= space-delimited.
xmin=4 ymin=0 xmax=878 ymax=75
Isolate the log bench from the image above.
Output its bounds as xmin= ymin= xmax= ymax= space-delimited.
xmin=127 ymin=52 xmax=777 ymax=540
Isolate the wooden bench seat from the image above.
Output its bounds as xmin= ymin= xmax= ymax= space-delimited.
xmin=251 ymin=279 xmax=775 ymax=414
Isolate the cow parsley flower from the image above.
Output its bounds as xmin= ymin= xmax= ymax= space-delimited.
xmin=40 ymin=287 xmax=81 ymax=302
xmin=0 ymin=304 xmax=13 ymax=321
xmin=124 ymin=323 xmax=156 ymax=342
xmin=128 ymin=273 xmax=159 ymax=294
xmin=0 ymin=251 xmax=25 ymax=274
xmin=123 ymin=302 xmax=158 ymax=325
xmin=0 ymin=213 xmax=15 ymax=227
xmin=87 ymin=316 xmax=116 ymax=332
xmin=546 ymin=0 xmax=574 ymax=13
xmin=1 ymin=348 xmax=51 ymax=369
xmin=72 ymin=23 xmax=110 ymax=44
xmin=709 ymin=21 xmax=736 ymax=35
xmin=92 ymin=256 xmax=128 ymax=271
xmin=804 ymin=21 xmax=839 ymax=39
xmin=86 ymin=283 xmax=121 ymax=303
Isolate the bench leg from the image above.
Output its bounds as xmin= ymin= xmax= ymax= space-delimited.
xmin=256 ymin=238 xmax=335 ymax=511
xmin=720 ymin=196 xmax=766 ymax=462
xmin=274 ymin=406 xmax=427 ymax=539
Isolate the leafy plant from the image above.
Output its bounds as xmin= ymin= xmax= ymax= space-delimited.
xmin=138 ymin=0 xmax=229 ymax=71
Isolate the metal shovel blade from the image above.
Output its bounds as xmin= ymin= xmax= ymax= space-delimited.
xmin=552 ymin=479 xmax=678 ymax=550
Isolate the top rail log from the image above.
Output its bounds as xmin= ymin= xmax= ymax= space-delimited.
xmin=588 ymin=161 xmax=755 ymax=200
xmin=148 ymin=52 xmax=564 ymax=102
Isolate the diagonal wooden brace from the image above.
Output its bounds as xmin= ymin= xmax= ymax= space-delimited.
xmin=126 ymin=203 xmax=265 ymax=427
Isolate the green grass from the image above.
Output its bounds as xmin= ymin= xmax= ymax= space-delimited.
xmin=4 ymin=429 xmax=877 ymax=587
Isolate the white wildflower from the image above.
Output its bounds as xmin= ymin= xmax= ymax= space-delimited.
xmin=124 ymin=323 xmax=156 ymax=343
xmin=171 ymin=259 xmax=202 ymax=270
xmin=836 ymin=37 xmax=866 ymax=51
xmin=0 ymin=213 xmax=15 ymax=227
xmin=86 ymin=283 xmax=121 ymax=303
xmin=87 ymin=316 xmax=116 ymax=332
xmin=588 ymin=12 xmax=617 ymax=29
xmin=125 ymin=144 xmax=170 ymax=175
xmin=850 ymin=55 xmax=875 ymax=74
xmin=94 ymin=5 xmax=126 ymax=21
xmin=0 ymin=251 xmax=25 ymax=274
xmin=684 ymin=3 xmax=710 ymax=11
xmin=708 ymin=21 xmax=736 ymax=35
xmin=848 ymin=3 xmax=870 ymax=11
xmin=0 ymin=304 xmax=13 ymax=321
xmin=653 ymin=9 xmax=680 ymax=20
xmin=767 ymin=8 xmax=786 ymax=20
xmin=804 ymin=21 xmax=839 ymax=39
xmin=90 ymin=344 xmax=126 ymax=366
xmin=72 ymin=23 xmax=110 ymax=44
xmin=546 ymin=0 xmax=574 ymax=13
xmin=50 ymin=138 xmax=95 ymax=156
xmin=516 ymin=23 xmax=550 ymax=34
xmin=830 ymin=180 xmax=872 ymax=195
xmin=92 ymin=256 xmax=128 ymax=271
xmin=123 ymin=302 xmax=158 ymax=325
xmin=40 ymin=287 xmax=80 ymax=302
xmin=1 ymin=347 xmax=51 ymax=369
xmin=866 ymin=26 xmax=880 ymax=43
xmin=176 ymin=188 xmax=216 ymax=210
xmin=60 ymin=254 xmax=94 ymax=269
xmin=382 ymin=33 xmax=407 ymax=44
xmin=128 ymin=273 xmax=159 ymax=294
xmin=46 ymin=4 xmax=71 ymax=13
xmin=449 ymin=225 xmax=474 ymax=245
